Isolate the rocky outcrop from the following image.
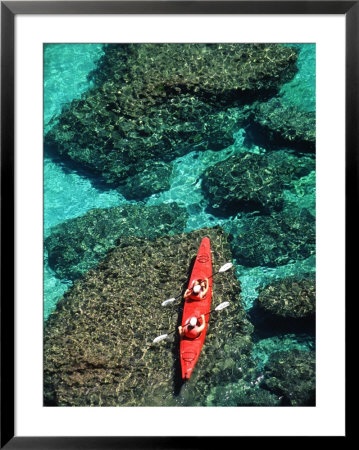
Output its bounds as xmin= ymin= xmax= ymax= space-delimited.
xmin=45 ymin=44 xmax=299 ymax=195
xmin=257 ymin=274 xmax=315 ymax=319
xmin=44 ymin=227 xmax=254 ymax=407
xmin=88 ymin=44 xmax=298 ymax=109
xmin=201 ymin=151 xmax=315 ymax=215
xmin=251 ymin=97 xmax=316 ymax=151
xmin=206 ymin=379 xmax=280 ymax=406
xmin=45 ymin=202 xmax=188 ymax=280
xmin=260 ymin=350 xmax=316 ymax=406
xmin=230 ymin=208 xmax=315 ymax=267
xmin=118 ymin=161 xmax=172 ymax=200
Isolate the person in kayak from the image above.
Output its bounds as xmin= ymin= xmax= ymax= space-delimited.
xmin=178 ymin=314 xmax=206 ymax=339
xmin=184 ymin=278 xmax=209 ymax=300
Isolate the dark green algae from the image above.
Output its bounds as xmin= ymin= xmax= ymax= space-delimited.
xmin=44 ymin=227 xmax=259 ymax=407
xmin=45 ymin=202 xmax=188 ymax=280
xmin=44 ymin=44 xmax=299 ymax=197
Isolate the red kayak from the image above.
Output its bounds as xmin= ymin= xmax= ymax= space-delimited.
xmin=180 ymin=237 xmax=212 ymax=380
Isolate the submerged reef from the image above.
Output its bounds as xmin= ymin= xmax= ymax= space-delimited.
xmin=45 ymin=44 xmax=299 ymax=197
xmin=252 ymin=334 xmax=315 ymax=371
xmin=251 ymin=97 xmax=316 ymax=151
xmin=230 ymin=208 xmax=315 ymax=267
xmin=260 ymin=349 xmax=316 ymax=406
xmin=206 ymin=378 xmax=280 ymax=406
xmin=88 ymin=43 xmax=298 ymax=107
xmin=201 ymin=150 xmax=315 ymax=215
xmin=118 ymin=161 xmax=172 ymax=200
xmin=257 ymin=274 xmax=316 ymax=319
xmin=45 ymin=202 xmax=188 ymax=280
xmin=283 ymin=170 xmax=316 ymax=217
xmin=44 ymin=227 xmax=255 ymax=407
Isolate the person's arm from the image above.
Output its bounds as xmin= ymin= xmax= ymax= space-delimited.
xmin=178 ymin=325 xmax=184 ymax=337
xmin=202 ymin=278 xmax=209 ymax=295
xmin=197 ymin=314 xmax=206 ymax=333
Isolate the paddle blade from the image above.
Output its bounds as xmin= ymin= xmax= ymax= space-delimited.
xmin=153 ymin=334 xmax=169 ymax=343
xmin=218 ymin=262 xmax=233 ymax=273
xmin=215 ymin=301 xmax=230 ymax=311
xmin=161 ymin=297 xmax=176 ymax=306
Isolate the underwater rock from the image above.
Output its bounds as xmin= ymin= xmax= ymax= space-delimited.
xmin=201 ymin=151 xmax=315 ymax=215
xmin=89 ymin=43 xmax=298 ymax=108
xmin=252 ymin=334 xmax=315 ymax=371
xmin=257 ymin=274 xmax=316 ymax=319
xmin=260 ymin=349 xmax=316 ymax=406
xmin=230 ymin=208 xmax=315 ymax=267
xmin=206 ymin=379 xmax=279 ymax=406
xmin=248 ymin=301 xmax=315 ymax=341
xmin=45 ymin=44 xmax=298 ymax=187
xmin=251 ymin=97 xmax=316 ymax=151
xmin=44 ymin=227 xmax=255 ymax=407
xmin=45 ymin=202 xmax=188 ymax=280
xmin=45 ymin=94 xmax=246 ymax=188
xmin=119 ymin=161 xmax=172 ymax=200
xmin=283 ymin=170 xmax=316 ymax=218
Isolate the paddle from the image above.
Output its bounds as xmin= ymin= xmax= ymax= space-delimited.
xmin=153 ymin=301 xmax=230 ymax=343
xmin=161 ymin=262 xmax=233 ymax=306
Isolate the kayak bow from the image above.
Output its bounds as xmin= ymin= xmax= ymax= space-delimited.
xmin=180 ymin=237 xmax=213 ymax=380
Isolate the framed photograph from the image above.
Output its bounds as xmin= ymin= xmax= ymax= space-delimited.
xmin=1 ymin=1 xmax=351 ymax=447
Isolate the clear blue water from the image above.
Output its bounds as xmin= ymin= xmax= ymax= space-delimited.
xmin=44 ymin=43 xmax=315 ymax=394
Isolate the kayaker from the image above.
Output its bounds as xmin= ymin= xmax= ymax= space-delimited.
xmin=184 ymin=278 xmax=209 ymax=300
xmin=178 ymin=314 xmax=206 ymax=339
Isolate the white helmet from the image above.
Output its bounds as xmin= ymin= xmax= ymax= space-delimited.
xmin=189 ymin=317 xmax=197 ymax=327
xmin=193 ymin=284 xmax=201 ymax=294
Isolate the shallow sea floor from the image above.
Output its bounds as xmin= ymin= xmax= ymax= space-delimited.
xmin=44 ymin=43 xmax=316 ymax=405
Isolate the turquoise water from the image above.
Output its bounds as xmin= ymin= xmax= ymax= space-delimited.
xmin=44 ymin=43 xmax=315 ymax=403
xmin=44 ymin=44 xmax=104 ymax=133
xmin=280 ymin=43 xmax=316 ymax=112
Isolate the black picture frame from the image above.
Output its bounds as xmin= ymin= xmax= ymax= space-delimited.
xmin=1 ymin=1 xmax=352 ymax=447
